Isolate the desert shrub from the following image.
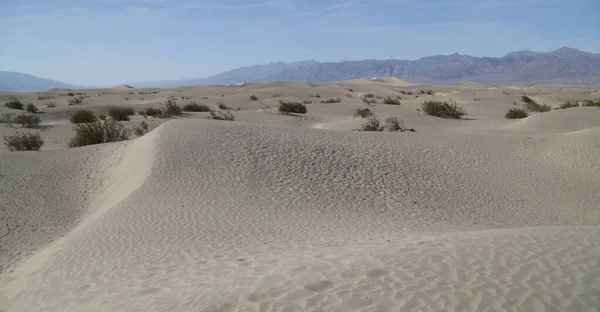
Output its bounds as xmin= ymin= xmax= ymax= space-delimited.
xmin=68 ymin=120 xmax=131 ymax=148
xmin=5 ymin=100 xmax=23 ymax=110
xmin=362 ymin=97 xmax=377 ymax=104
xmin=407 ymin=91 xmax=413 ymax=95
xmin=353 ymin=108 xmax=373 ymax=118
xmin=382 ymin=97 xmax=401 ymax=105
xmin=356 ymin=117 xmax=384 ymax=131
xmin=99 ymin=114 xmax=107 ymax=121
xmin=4 ymin=132 xmax=44 ymax=151
xmin=421 ymin=100 xmax=466 ymax=118
xmin=385 ymin=117 xmax=416 ymax=132
xmin=163 ymin=100 xmax=183 ymax=116
xmin=108 ymin=107 xmax=135 ymax=121
xmin=524 ymin=101 xmax=551 ymax=112
xmin=67 ymin=92 xmax=75 ymax=96
xmin=427 ymin=90 xmax=434 ymax=95
xmin=559 ymin=101 xmax=579 ymax=109
xmin=582 ymin=99 xmax=600 ymax=107
xmin=208 ymin=111 xmax=235 ymax=121
xmin=26 ymin=103 xmax=39 ymax=113
xmin=310 ymin=94 xmax=321 ymax=98
xmin=505 ymin=108 xmax=528 ymax=119
xmin=249 ymin=94 xmax=258 ymax=101
xmin=70 ymin=110 xmax=98 ymax=124
xmin=14 ymin=114 xmax=41 ymax=128
xmin=320 ymin=98 xmax=341 ymax=104
xmin=399 ymin=90 xmax=407 ymax=95
xmin=133 ymin=120 xmax=149 ymax=137
xmin=68 ymin=97 xmax=84 ymax=106
xmin=145 ymin=107 xmax=160 ymax=116
xmin=217 ymin=101 xmax=230 ymax=110
xmin=520 ymin=95 xmax=535 ymax=104
xmin=279 ymin=101 xmax=307 ymax=114
xmin=0 ymin=113 xmax=15 ymax=127
xmin=364 ymin=93 xmax=375 ymax=98
xmin=45 ymin=101 xmax=57 ymax=108
xmin=303 ymin=100 xmax=312 ymax=104
xmin=182 ymin=103 xmax=210 ymax=112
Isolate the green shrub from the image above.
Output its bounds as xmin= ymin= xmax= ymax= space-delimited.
xmin=353 ymin=108 xmax=373 ymax=118
xmin=320 ymin=98 xmax=341 ymax=103
xmin=208 ymin=111 xmax=235 ymax=121
xmin=182 ymin=103 xmax=210 ymax=112
xmin=249 ymin=94 xmax=258 ymax=101
xmin=4 ymin=100 xmax=23 ymax=110
xmin=108 ymin=107 xmax=135 ymax=121
xmin=4 ymin=132 xmax=44 ymax=151
xmin=278 ymin=101 xmax=307 ymax=114
xmin=26 ymin=103 xmax=39 ymax=113
xmin=520 ymin=95 xmax=551 ymax=112
xmin=421 ymin=100 xmax=466 ymax=118
xmin=382 ymin=97 xmax=401 ymax=105
xmin=217 ymin=101 xmax=230 ymax=110
xmin=559 ymin=101 xmax=579 ymax=109
xmin=14 ymin=114 xmax=41 ymax=128
xmin=70 ymin=110 xmax=98 ymax=123
xmin=356 ymin=117 xmax=384 ymax=131
xmin=67 ymin=92 xmax=75 ymax=96
xmin=68 ymin=120 xmax=131 ymax=148
xmin=505 ymin=108 xmax=528 ymax=119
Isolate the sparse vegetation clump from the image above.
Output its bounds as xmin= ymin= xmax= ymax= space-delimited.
xmin=133 ymin=120 xmax=149 ymax=136
xmin=559 ymin=101 xmax=579 ymax=109
xmin=353 ymin=108 xmax=373 ymax=118
xmin=14 ymin=114 xmax=41 ymax=128
xmin=362 ymin=97 xmax=377 ymax=104
xmin=364 ymin=93 xmax=375 ymax=98
xmin=217 ymin=101 xmax=230 ymax=110
xmin=356 ymin=117 xmax=384 ymax=131
xmin=279 ymin=101 xmax=307 ymax=114
xmin=505 ymin=108 xmax=529 ymax=119
xmin=384 ymin=117 xmax=415 ymax=132
xmin=582 ymin=99 xmax=600 ymax=107
xmin=521 ymin=95 xmax=551 ymax=112
xmin=5 ymin=99 xmax=24 ymax=110
xmin=382 ymin=97 xmax=401 ymax=105
xmin=421 ymin=100 xmax=466 ymax=118
xmin=302 ymin=100 xmax=312 ymax=104
xmin=249 ymin=94 xmax=258 ymax=101
xmin=310 ymin=94 xmax=321 ymax=98
xmin=26 ymin=103 xmax=39 ymax=113
xmin=182 ymin=103 xmax=210 ymax=112
xmin=145 ymin=107 xmax=160 ymax=117
xmin=68 ymin=120 xmax=131 ymax=148
xmin=207 ymin=111 xmax=235 ymax=121
xmin=4 ymin=132 xmax=44 ymax=151
xmin=108 ymin=107 xmax=135 ymax=121
xmin=320 ymin=98 xmax=341 ymax=103
xmin=45 ymin=102 xmax=57 ymax=108
xmin=68 ymin=97 xmax=85 ymax=106
xmin=71 ymin=109 xmax=98 ymax=124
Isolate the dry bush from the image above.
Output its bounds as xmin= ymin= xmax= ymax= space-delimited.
xmin=382 ymin=97 xmax=401 ymax=105
xmin=70 ymin=110 xmax=98 ymax=124
xmin=320 ymin=98 xmax=341 ymax=103
xmin=4 ymin=100 xmax=23 ymax=110
xmin=182 ymin=103 xmax=210 ymax=112
xmin=4 ymin=132 xmax=44 ymax=151
xmin=208 ymin=111 xmax=235 ymax=121
xmin=69 ymin=120 xmax=131 ymax=148
xmin=278 ymin=101 xmax=307 ymax=114
xmin=26 ymin=103 xmax=39 ymax=113
xmin=108 ymin=107 xmax=135 ymax=121
xmin=505 ymin=108 xmax=529 ymax=119
xmin=421 ymin=100 xmax=466 ymax=118
xmin=356 ymin=117 xmax=384 ymax=131
xmin=353 ymin=108 xmax=373 ymax=118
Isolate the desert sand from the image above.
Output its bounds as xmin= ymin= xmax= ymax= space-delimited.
xmin=1 ymin=79 xmax=600 ymax=311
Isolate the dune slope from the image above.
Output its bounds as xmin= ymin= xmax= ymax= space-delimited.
xmin=1 ymin=119 xmax=600 ymax=311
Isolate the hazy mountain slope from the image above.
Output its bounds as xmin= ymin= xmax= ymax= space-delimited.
xmin=131 ymin=47 xmax=600 ymax=87
xmin=0 ymin=71 xmax=79 ymax=92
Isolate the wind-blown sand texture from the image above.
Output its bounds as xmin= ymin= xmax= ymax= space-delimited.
xmin=1 ymin=80 xmax=600 ymax=311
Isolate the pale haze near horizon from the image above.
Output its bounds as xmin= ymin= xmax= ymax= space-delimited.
xmin=1 ymin=0 xmax=599 ymax=86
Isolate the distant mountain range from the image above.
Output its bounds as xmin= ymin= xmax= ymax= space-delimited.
xmin=2 ymin=47 xmax=599 ymax=92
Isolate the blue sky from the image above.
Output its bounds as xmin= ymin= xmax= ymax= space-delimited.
xmin=1 ymin=0 xmax=598 ymax=85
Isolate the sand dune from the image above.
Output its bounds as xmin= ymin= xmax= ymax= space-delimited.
xmin=1 ymin=81 xmax=600 ymax=311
